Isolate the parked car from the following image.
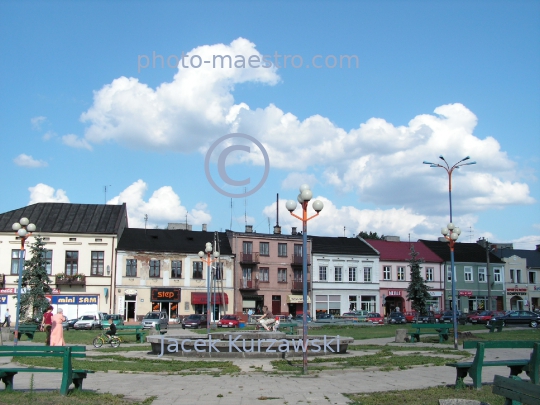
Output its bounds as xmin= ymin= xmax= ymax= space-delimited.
xmin=403 ymin=311 xmax=417 ymax=323
xmin=141 ymin=311 xmax=169 ymax=331
xmin=74 ymin=315 xmax=102 ymax=330
xmin=293 ymin=314 xmax=312 ymax=323
xmin=366 ymin=313 xmax=384 ymax=324
xmin=316 ymin=313 xmax=333 ymax=320
xmin=341 ymin=310 xmax=369 ymax=321
xmin=217 ymin=315 xmax=241 ymax=328
xmin=440 ymin=310 xmax=463 ymax=324
xmin=387 ymin=311 xmax=406 ymax=324
xmin=101 ymin=314 xmax=125 ymax=328
xmin=489 ymin=310 xmax=540 ymax=328
xmin=462 ymin=311 xmax=480 ymax=324
xmin=181 ymin=314 xmax=207 ymax=329
xmin=63 ymin=317 xmax=80 ymax=330
xmin=413 ymin=311 xmax=436 ymax=324
xmin=468 ymin=310 xmax=505 ymax=324
xmin=433 ymin=311 xmax=444 ymax=322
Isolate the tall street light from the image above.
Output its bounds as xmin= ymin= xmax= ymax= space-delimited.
xmin=286 ymin=184 xmax=324 ymax=374
xmin=423 ymin=155 xmax=476 ymax=350
xmin=12 ymin=217 xmax=36 ymax=346
xmin=198 ymin=242 xmax=219 ymax=335
xmin=441 ymin=223 xmax=461 ymax=349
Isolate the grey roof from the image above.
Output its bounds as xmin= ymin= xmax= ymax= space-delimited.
xmin=499 ymin=249 xmax=540 ymax=268
xmin=117 ymin=228 xmax=232 ymax=255
xmin=0 ymin=203 xmax=128 ymax=235
xmin=311 ymin=236 xmax=379 ymax=256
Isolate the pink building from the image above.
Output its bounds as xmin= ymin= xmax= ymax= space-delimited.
xmin=366 ymin=239 xmax=444 ymax=315
xmin=227 ymin=226 xmax=312 ymax=317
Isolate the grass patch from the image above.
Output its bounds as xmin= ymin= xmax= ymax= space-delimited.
xmin=345 ymin=385 xmax=504 ymax=405
xmin=19 ymin=330 xmax=141 ymax=345
xmin=348 ymin=344 xmax=471 ymax=356
xmin=13 ymin=356 xmax=240 ymax=375
xmin=0 ymin=390 xmax=155 ymax=404
xmin=96 ymin=345 xmax=152 ymax=353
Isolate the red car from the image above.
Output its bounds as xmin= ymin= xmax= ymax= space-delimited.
xmin=468 ymin=310 xmax=505 ymax=324
xmin=366 ymin=313 xmax=384 ymax=324
xmin=217 ymin=315 xmax=241 ymax=328
xmin=404 ymin=311 xmax=417 ymax=323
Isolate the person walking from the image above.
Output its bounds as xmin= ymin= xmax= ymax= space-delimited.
xmin=42 ymin=306 xmax=53 ymax=346
xmin=50 ymin=308 xmax=66 ymax=346
xmin=2 ymin=309 xmax=10 ymax=327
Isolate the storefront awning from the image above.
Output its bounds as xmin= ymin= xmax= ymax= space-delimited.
xmin=191 ymin=292 xmax=229 ymax=305
xmin=286 ymin=295 xmax=311 ymax=304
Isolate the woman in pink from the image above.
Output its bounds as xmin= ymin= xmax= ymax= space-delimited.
xmin=50 ymin=308 xmax=66 ymax=346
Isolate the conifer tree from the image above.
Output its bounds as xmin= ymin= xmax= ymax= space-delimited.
xmin=19 ymin=236 xmax=52 ymax=322
xmin=406 ymin=245 xmax=432 ymax=314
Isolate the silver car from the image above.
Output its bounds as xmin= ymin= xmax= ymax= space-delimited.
xmin=140 ymin=311 xmax=169 ymax=331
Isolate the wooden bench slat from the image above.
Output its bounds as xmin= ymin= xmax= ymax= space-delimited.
xmin=493 ymin=375 xmax=540 ymax=405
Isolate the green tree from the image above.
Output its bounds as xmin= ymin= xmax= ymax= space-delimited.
xmin=358 ymin=231 xmax=384 ymax=240
xmin=405 ymin=245 xmax=432 ymax=314
xmin=20 ymin=236 xmax=52 ymax=322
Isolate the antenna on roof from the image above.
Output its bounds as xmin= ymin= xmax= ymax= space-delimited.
xmin=244 ymin=188 xmax=247 ymax=226
xmin=104 ymin=185 xmax=111 ymax=204
xmin=344 ymin=226 xmax=346 ymax=237
xmin=230 ymin=198 xmax=233 ymax=230
xmin=276 ymin=193 xmax=279 ymax=227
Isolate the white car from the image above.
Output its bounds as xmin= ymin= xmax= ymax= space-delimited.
xmin=74 ymin=315 xmax=102 ymax=330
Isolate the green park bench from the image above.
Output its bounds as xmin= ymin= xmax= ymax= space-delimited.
xmin=12 ymin=324 xmax=39 ymax=341
xmin=114 ymin=325 xmax=148 ymax=343
xmin=277 ymin=322 xmax=298 ymax=335
xmin=0 ymin=345 xmax=94 ymax=395
xmin=486 ymin=319 xmax=505 ymax=333
xmin=492 ymin=375 xmax=540 ymax=405
xmin=446 ymin=341 xmax=540 ymax=389
xmin=408 ymin=323 xmax=450 ymax=343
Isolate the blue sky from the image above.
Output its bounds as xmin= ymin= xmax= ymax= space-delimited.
xmin=1 ymin=1 xmax=539 ymax=248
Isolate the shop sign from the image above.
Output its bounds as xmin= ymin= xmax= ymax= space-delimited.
xmin=51 ymin=295 xmax=99 ymax=305
xmin=507 ymin=292 xmax=527 ymax=296
xmin=428 ymin=291 xmax=443 ymax=297
xmin=507 ymin=288 xmax=527 ymax=292
xmin=533 ymin=286 xmax=540 ymax=291
xmin=151 ymin=288 xmax=181 ymax=302
xmin=0 ymin=295 xmax=7 ymax=304
xmin=459 ymin=291 xmax=473 ymax=297
xmin=388 ymin=290 xmax=401 ymax=296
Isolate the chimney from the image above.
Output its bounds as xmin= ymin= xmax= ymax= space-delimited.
xmin=383 ymin=236 xmax=400 ymax=242
xmin=245 ymin=225 xmax=253 ymax=233
xmin=202 ymin=224 xmax=207 ymax=232
xmin=273 ymin=225 xmax=281 ymax=234
xmin=292 ymin=227 xmax=297 ymax=235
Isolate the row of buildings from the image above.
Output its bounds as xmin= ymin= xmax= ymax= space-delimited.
xmin=0 ymin=203 xmax=539 ymax=321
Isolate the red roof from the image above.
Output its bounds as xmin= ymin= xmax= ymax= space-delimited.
xmin=366 ymin=240 xmax=443 ymax=263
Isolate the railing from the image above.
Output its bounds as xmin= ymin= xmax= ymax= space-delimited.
xmin=239 ymin=278 xmax=259 ymax=290
xmin=291 ymin=281 xmax=310 ymax=292
xmin=291 ymin=254 xmax=310 ymax=266
xmin=55 ymin=274 xmax=86 ymax=286
xmin=240 ymin=252 xmax=260 ymax=264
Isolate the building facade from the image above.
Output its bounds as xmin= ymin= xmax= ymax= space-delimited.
xmin=501 ymin=245 xmax=540 ymax=311
xmin=311 ymin=236 xmax=380 ymax=316
xmin=0 ymin=203 xmax=127 ymax=320
xmin=116 ymin=228 xmax=234 ymax=322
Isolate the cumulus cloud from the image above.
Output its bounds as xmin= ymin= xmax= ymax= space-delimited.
xmin=43 ymin=131 xmax=57 ymax=141
xmin=14 ymin=154 xmax=48 ymax=168
xmin=510 ymin=235 xmax=540 ymax=250
xmin=29 ymin=184 xmax=70 ymax=204
xmin=107 ymin=179 xmax=212 ymax=228
xmin=31 ymin=116 xmax=46 ymax=130
xmin=62 ymin=134 xmax=92 ymax=150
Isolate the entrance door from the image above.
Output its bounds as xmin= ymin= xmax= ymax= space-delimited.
xmin=125 ymin=294 xmax=136 ymax=321
xmin=272 ymin=295 xmax=281 ymax=315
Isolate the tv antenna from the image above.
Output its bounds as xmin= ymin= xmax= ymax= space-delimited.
xmin=104 ymin=185 xmax=112 ymax=204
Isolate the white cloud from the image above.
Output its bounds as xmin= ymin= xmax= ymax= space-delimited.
xmin=511 ymin=235 xmax=540 ymax=250
xmin=43 ymin=131 xmax=57 ymax=141
xmin=31 ymin=116 xmax=46 ymax=130
xmin=14 ymin=154 xmax=48 ymax=168
xmin=281 ymin=173 xmax=319 ymax=190
xmin=28 ymin=184 xmax=70 ymax=204
xmin=107 ymin=179 xmax=212 ymax=228
xmin=62 ymin=134 xmax=92 ymax=150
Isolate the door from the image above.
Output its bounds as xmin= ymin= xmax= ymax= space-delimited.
xmin=243 ymin=242 xmax=253 ymax=262
xmin=272 ymin=295 xmax=281 ymax=315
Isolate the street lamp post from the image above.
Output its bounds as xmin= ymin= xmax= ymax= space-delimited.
xmin=423 ymin=156 xmax=475 ymax=350
xmin=11 ymin=217 xmax=36 ymax=346
xmin=198 ymin=243 xmax=219 ymax=335
xmin=441 ymin=223 xmax=461 ymax=349
xmin=286 ymin=184 xmax=324 ymax=375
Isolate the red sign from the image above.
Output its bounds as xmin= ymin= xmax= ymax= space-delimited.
xmin=459 ymin=291 xmax=473 ymax=297
xmin=388 ymin=290 xmax=402 ymax=296
xmin=0 ymin=289 xmax=14 ymax=294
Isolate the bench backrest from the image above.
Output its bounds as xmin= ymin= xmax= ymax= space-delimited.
xmin=493 ymin=375 xmax=540 ymax=404
xmin=412 ymin=323 xmax=446 ymax=329
xmin=116 ymin=325 xmax=142 ymax=330
xmin=463 ymin=340 xmax=537 ymax=350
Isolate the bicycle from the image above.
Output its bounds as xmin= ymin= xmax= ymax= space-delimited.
xmin=93 ymin=331 xmax=122 ymax=348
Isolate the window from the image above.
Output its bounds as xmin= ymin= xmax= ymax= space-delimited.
xmin=242 ymin=241 xmax=252 ymax=254
xmin=464 ymin=266 xmax=473 ymax=282
xmin=277 ymin=268 xmax=287 ymax=282
xmin=334 ymin=267 xmax=342 ymax=282
xmin=478 ymin=267 xmax=486 ymax=282
xmin=349 ymin=267 xmax=357 ymax=282
xmin=278 ymin=243 xmax=287 ymax=257
xmin=91 ymin=251 xmax=104 ymax=276
xmin=510 ymin=269 xmax=515 ymax=283
xmin=529 ymin=271 xmax=536 ymax=284
xmin=319 ymin=266 xmax=327 ymax=281
xmin=214 ymin=262 xmax=223 ymax=280
xmin=11 ymin=249 xmax=22 ymax=275
xmin=363 ymin=267 xmax=372 ymax=282
xmin=44 ymin=250 xmax=53 ymax=275
xmin=65 ymin=251 xmax=78 ymax=276
xmin=149 ymin=260 xmax=160 ymax=278
xmin=294 ymin=244 xmax=303 ymax=257
xmin=397 ymin=266 xmax=405 ymax=281
xmin=69 ymin=238 xmax=76 ymax=241
xmin=171 ymin=260 xmax=182 ymax=278
xmin=94 ymin=238 xmax=102 ymax=242
xmin=516 ymin=269 xmax=522 ymax=284
xmin=192 ymin=261 xmax=203 ymax=279
xmin=259 ymin=267 xmax=269 ymax=282
xmin=126 ymin=259 xmax=137 ymax=277
xmin=494 ymin=268 xmax=502 ymax=282
xmin=383 ymin=266 xmax=391 ymax=280
xmin=425 ymin=267 xmax=434 ymax=282
xmin=260 ymin=242 xmax=269 ymax=256
xmin=293 ymin=269 xmax=302 ymax=282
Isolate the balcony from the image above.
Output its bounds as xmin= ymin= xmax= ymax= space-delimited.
xmin=0 ymin=274 xmax=4 ymax=288
xmin=291 ymin=254 xmax=310 ymax=266
xmin=240 ymin=252 xmax=260 ymax=265
xmin=55 ymin=274 xmax=86 ymax=287
xmin=239 ymin=278 xmax=259 ymax=291
xmin=291 ymin=280 xmax=310 ymax=292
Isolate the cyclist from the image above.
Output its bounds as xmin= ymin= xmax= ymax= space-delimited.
xmin=105 ymin=317 xmax=117 ymax=340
